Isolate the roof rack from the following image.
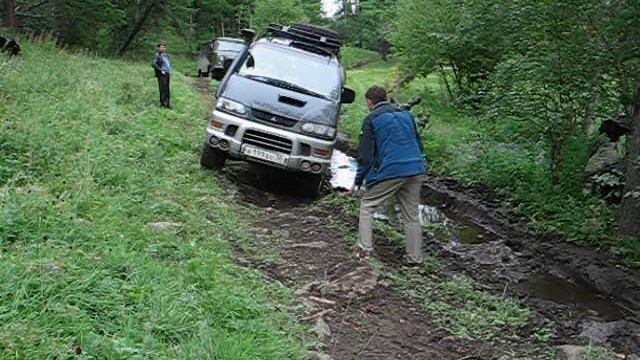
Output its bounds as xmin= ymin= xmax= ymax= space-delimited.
xmin=265 ymin=24 xmax=342 ymax=56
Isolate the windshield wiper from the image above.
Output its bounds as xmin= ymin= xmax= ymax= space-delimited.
xmin=244 ymin=75 xmax=329 ymax=100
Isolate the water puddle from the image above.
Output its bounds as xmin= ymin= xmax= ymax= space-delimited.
xmin=330 ymin=151 xmax=631 ymax=323
xmin=419 ymin=205 xmax=489 ymax=245
xmin=518 ymin=273 xmax=627 ymax=321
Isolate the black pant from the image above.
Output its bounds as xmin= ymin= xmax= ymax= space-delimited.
xmin=157 ymin=73 xmax=170 ymax=108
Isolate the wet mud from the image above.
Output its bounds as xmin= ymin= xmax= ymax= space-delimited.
xmin=195 ymin=79 xmax=639 ymax=358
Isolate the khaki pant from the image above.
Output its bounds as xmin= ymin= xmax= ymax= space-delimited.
xmin=359 ymin=175 xmax=424 ymax=263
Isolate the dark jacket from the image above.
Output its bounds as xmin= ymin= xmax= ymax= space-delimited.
xmin=151 ymin=52 xmax=166 ymax=78
xmin=355 ymin=101 xmax=426 ymax=188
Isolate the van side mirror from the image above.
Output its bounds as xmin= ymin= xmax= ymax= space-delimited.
xmin=341 ymin=87 xmax=356 ymax=104
xmin=211 ymin=66 xmax=226 ymax=81
xmin=240 ymin=28 xmax=256 ymax=44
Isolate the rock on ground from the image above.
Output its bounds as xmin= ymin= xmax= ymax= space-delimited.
xmin=556 ymin=345 xmax=589 ymax=360
xmin=147 ymin=221 xmax=182 ymax=230
xmin=320 ymin=267 xmax=379 ymax=299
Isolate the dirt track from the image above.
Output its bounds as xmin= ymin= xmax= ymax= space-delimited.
xmin=195 ymin=77 xmax=640 ymax=359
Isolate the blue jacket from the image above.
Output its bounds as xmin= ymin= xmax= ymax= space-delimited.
xmin=355 ymin=101 xmax=426 ymax=189
xmin=152 ymin=52 xmax=171 ymax=77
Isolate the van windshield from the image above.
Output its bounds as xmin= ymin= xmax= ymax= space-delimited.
xmin=238 ymin=44 xmax=341 ymax=100
xmin=217 ymin=41 xmax=244 ymax=52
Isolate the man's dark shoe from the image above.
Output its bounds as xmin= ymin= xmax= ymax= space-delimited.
xmin=355 ymin=248 xmax=374 ymax=261
xmin=402 ymin=255 xmax=422 ymax=268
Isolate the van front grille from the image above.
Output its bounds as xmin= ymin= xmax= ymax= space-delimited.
xmin=252 ymin=109 xmax=298 ymax=127
xmin=242 ymin=130 xmax=293 ymax=154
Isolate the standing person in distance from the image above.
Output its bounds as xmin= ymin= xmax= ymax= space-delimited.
xmin=152 ymin=42 xmax=172 ymax=109
xmin=350 ymin=85 xmax=427 ymax=266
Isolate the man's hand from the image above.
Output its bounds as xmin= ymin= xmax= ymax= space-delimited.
xmin=337 ymin=185 xmax=357 ymax=197
xmin=161 ymin=71 xmax=166 ymax=75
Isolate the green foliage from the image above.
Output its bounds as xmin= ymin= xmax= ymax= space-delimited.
xmin=392 ymin=0 xmax=639 ymax=188
xmin=580 ymin=344 xmax=616 ymax=360
xmin=252 ymin=0 xmax=308 ymax=33
xmin=0 ymin=38 xmax=306 ymax=359
xmin=329 ymin=0 xmax=397 ymax=55
xmin=5 ymin=0 xmax=255 ymax=57
xmin=339 ymin=60 xmax=638 ymax=264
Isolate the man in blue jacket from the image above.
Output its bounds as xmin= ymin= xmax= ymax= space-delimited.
xmin=152 ymin=42 xmax=172 ymax=109
xmin=350 ymin=85 xmax=427 ymax=265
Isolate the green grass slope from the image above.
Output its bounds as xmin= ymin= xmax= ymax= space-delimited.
xmin=0 ymin=39 xmax=305 ymax=359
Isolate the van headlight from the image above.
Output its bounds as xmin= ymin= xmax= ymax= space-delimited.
xmin=216 ymin=97 xmax=248 ymax=116
xmin=301 ymin=123 xmax=336 ymax=138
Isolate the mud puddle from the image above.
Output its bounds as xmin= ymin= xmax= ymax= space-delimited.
xmin=330 ymin=150 xmax=637 ymax=342
xmin=519 ymin=273 xmax=627 ymax=321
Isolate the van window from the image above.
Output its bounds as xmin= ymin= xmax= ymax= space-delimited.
xmin=216 ymin=41 xmax=245 ymax=52
xmin=238 ymin=44 xmax=341 ymax=100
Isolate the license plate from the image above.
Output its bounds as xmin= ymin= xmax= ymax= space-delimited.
xmin=242 ymin=144 xmax=289 ymax=166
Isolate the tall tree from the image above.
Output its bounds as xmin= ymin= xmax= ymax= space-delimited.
xmin=3 ymin=0 xmax=16 ymax=27
xmin=252 ymin=0 xmax=306 ymax=32
xmin=618 ymin=75 xmax=640 ymax=237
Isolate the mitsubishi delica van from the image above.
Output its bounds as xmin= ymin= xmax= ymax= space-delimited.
xmin=200 ymin=23 xmax=355 ymax=194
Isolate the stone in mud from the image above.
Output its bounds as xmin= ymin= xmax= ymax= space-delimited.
xmin=555 ymin=345 xmax=588 ymax=360
xmin=321 ymin=267 xmax=379 ymax=299
xmin=292 ymin=241 xmax=329 ymax=249
xmin=308 ymin=351 xmax=334 ymax=360
xmin=45 ymin=264 xmax=62 ymax=273
xmin=579 ymin=320 xmax=638 ymax=345
xmin=310 ymin=316 xmax=331 ymax=340
xmin=305 ymin=215 xmax=321 ymax=223
xmin=147 ymin=221 xmax=182 ymax=230
xmin=445 ymin=241 xmax=517 ymax=266
xmin=295 ymin=280 xmax=323 ymax=296
xmin=579 ymin=320 xmax=623 ymax=344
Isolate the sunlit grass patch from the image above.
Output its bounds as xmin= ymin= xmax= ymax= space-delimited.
xmin=0 ymin=37 xmax=306 ymax=359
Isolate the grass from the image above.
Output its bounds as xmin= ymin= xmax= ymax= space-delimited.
xmin=0 ymin=38 xmax=306 ymax=359
xmin=341 ymin=63 xmax=399 ymax=143
xmin=340 ymin=46 xmax=384 ymax=70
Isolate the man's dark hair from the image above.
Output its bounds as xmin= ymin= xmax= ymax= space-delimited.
xmin=157 ymin=41 xmax=166 ymax=47
xmin=365 ymin=85 xmax=387 ymax=105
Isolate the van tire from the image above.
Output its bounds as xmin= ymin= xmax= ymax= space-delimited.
xmin=200 ymin=143 xmax=227 ymax=169
xmin=300 ymin=173 xmax=324 ymax=197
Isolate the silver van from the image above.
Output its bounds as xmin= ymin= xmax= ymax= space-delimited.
xmin=200 ymin=24 xmax=355 ymax=195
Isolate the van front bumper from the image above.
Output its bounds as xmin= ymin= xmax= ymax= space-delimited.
xmin=204 ymin=110 xmax=335 ymax=174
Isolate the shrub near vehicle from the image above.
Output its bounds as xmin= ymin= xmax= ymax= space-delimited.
xmin=201 ymin=24 xmax=355 ymax=194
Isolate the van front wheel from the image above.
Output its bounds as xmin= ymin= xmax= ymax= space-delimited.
xmin=200 ymin=143 xmax=227 ymax=170
xmin=299 ymin=173 xmax=324 ymax=197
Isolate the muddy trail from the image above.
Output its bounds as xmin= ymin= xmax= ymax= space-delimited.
xmin=194 ymin=77 xmax=640 ymax=359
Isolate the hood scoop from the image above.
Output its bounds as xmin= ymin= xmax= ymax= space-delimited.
xmin=278 ymin=95 xmax=306 ymax=108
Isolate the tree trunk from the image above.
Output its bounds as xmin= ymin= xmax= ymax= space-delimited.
xmin=439 ymin=64 xmax=454 ymax=101
xmin=117 ymin=0 xmax=157 ymax=56
xmin=550 ymin=137 xmax=563 ymax=185
xmin=4 ymin=0 xmax=17 ymax=28
xmin=618 ymin=75 xmax=640 ymax=237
